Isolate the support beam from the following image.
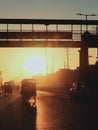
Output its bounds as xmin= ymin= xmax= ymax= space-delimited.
xmin=0 ymin=32 xmax=72 ymax=39
xmin=0 ymin=41 xmax=81 ymax=47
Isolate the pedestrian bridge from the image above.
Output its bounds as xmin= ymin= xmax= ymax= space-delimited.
xmin=0 ymin=18 xmax=98 ymax=47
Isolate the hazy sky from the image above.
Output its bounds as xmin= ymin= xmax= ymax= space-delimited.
xmin=0 ymin=0 xmax=98 ymax=19
xmin=0 ymin=0 xmax=98 ymax=82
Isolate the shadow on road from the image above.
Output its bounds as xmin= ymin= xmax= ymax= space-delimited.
xmin=0 ymin=97 xmax=37 ymax=130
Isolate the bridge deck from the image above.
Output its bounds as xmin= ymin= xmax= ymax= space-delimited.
xmin=0 ymin=19 xmax=98 ymax=25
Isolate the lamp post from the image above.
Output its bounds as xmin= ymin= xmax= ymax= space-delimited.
xmin=77 ymin=13 xmax=97 ymax=68
xmin=76 ymin=13 xmax=97 ymax=31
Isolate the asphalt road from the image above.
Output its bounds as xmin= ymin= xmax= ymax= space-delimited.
xmin=0 ymin=88 xmax=98 ymax=130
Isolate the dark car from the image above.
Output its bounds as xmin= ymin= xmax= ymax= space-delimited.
xmin=69 ymin=82 xmax=91 ymax=100
xmin=20 ymin=78 xmax=37 ymax=107
xmin=3 ymin=82 xmax=12 ymax=95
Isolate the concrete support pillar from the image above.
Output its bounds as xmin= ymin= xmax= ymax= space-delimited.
xmin=79 ymin=46 xmax=89 ymax=80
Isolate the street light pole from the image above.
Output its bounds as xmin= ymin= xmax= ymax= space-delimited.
xmin=77 ymin=13 xmax=97 ymax=67
xmin=76 ymin=13 xmax=97 ymax=31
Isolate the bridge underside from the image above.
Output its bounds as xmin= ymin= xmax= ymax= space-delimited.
xmin=0 ymin=41 xmax=82 ymax=48
xmin=0 ymin=40 xmax=97 ymax=48
xmin=0 ymin=32 xmax=98 ymax=48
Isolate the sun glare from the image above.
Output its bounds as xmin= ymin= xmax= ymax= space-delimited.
xmin=23 ymin=55 xmax=46 ymax=75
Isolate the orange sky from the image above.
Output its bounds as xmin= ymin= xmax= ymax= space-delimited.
xmin=0 ymin=47 xmax=97 ymax=83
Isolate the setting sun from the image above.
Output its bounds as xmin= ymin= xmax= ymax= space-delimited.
xmin=23 ymin=55 xmax=46 ymax=75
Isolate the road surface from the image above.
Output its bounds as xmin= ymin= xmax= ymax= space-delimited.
xmin=0 ymin=88 xmax=98 ymax=130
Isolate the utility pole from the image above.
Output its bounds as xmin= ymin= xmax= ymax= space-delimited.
xmin=76 ymin=13 xmax=97 ymax=31
xmin=64 ymin=48 xmax=69 ymax=69
xmin=66 ymin=48 xmax=69 ymax=69
xmin=96 ymin=26 xmax=98 ymax=62
xmin=96 ymin=48 xmax=98 ymax=62
xmin=0 ymin=71 xmax=2 ymax=86
xmin=45 ymin=24 xmax=49 ymax=75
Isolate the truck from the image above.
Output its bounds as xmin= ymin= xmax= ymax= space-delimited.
xmin=20 ymin=78 xmax=37 ymax=107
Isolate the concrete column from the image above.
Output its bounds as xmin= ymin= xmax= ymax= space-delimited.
xmin=79 ymin=46 xmax=89 ymax=80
